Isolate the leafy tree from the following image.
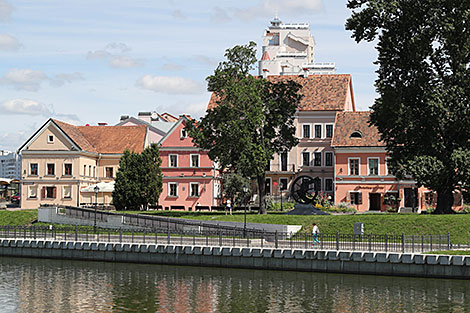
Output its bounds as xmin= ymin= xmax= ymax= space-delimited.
xmin=346 ymin=0 xmax=470 ymax=213
xmin=113 ymin=144 xmax=163 ymax=210
xmin=186 ymin=42 xmax=302 ymax=214
xmin=221 ymin=172 xmax=251 ymax=207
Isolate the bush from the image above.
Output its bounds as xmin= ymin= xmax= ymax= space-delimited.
xmin=267 ymin=197 xmax=294 ymax=211
xmin=323 ymin=202 xmax=357 ymax=214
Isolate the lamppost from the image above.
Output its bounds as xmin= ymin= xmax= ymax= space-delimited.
xmin=243 ymin=186 xmax=248 ymax=238
xmin=94 ymin=185 xmax=99 ymax=233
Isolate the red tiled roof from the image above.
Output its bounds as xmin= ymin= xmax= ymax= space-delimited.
xmin=53 ymin=119 xmax=147 ymax=153
xmin=207 ymin=74 xmax=353 ymax=111
xmin=331 ymin=111 xmax=385 ymax=147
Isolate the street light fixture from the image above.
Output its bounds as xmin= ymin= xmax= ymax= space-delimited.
xmin=94 ymin=185 xmax=99 ymax=233
xmin=243 ymin=186 xmax=249 ymax=238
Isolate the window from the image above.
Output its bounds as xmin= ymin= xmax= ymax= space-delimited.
xmin=64 ymin=163 xmax=72 ymax=176
xmin=169 ymin=154 xmax=178 ymax=167
xmin=279 ymin=178 xmax=288 ymax=191
xmin=302 ymin=152 xmax=310 ymax=166
xmin=191 ymin=154 xmax=200 ymax=167
xmin=326 ymin=124 xmax=334 ymax=138
xmin=265 ymin=178 xmax=272 ymax=195
xmin=350 ymin=131 xmax=362 ymax=138
xmin=280 ymin=152 xmax=288 ymax=171
xmin=349 ymin=158 xmax=360 ymax=176
xmin=314 ymin=178 xmax=322 ymax=192
xmin=28 ymin=186 xmax=37 ymax=199
xmin=47 ymin=135 xmax=54 ymax=143
xmin=325 ymin=178 xmax=333 ymax=192
xmin=89 ymin=165 xmax=92 ymax=177
xmin=105 ymin=167 xmax=113 ymax=178
xmin=385 ymin=157 xmax=392 ymax=175
xmin=325 ymin=152 xmax=333 ymax=167
xmin=368 ymin=158 xmax=379 ymax=176
xmin=63 ymin=186 xmax=72 ymax=199
xmin=30 ymin=163 xmax=38 ymax=176
xmin=93 ymin=166 xmax=96 ymax=177
xmin=43 ymin=186 xmax=56 ymax=199
xmin=168 ymin=183 xmax=178 ymax=197
xmin=190 ymin=183 xmax=200 ymax=197
xmin=302 ymin=124 xmax=310 ymax=138
xmin=180 ymin=129 xmax=187 ymax=138
xmin=314 ymin=124 xmax=322 ymax=138
xmin=83 ymin=165 xmax=86 ymax=176
xmin=350 ymin=191 xmax=362 ymax=205
xmin=47 ymin=163 xmax=55 ymax=176
xmin=314 ymin=152 xmax=322 ymax=166
xmin=423 ymin=192 xmax=433 ymax=206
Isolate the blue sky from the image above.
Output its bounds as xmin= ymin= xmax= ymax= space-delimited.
xmin=0 ymin=0 xmax=378 ymax=152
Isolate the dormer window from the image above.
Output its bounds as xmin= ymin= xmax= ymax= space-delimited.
xmin=350 ymin=131 xmax=363 ymax=139
xmin=180 ymin=129 xmax=187 ymax=139
xmin=48 ymin=135 xmax=54 ymax=143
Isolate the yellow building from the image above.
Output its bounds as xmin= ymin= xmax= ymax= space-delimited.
xmin=18 ymin=119 xmax=148 ymax=209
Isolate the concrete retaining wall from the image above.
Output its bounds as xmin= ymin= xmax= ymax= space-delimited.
xmin=0 ymin=238 xmax=468 ymax=279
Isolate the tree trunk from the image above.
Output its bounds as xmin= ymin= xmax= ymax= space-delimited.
xmin=434 ymin=188 xmax=455 ymax=214
xmin=257 ymin=174 xmax=267 ymax=214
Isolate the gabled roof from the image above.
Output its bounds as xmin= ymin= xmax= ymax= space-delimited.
xmin=332 ymin=111 xmax=385 ymax=148
xmin=115 ymin=116 xmax=167 ymax=136
xmin=158 ymin=115 xmax=190 ymax=145
xmin=207 ymin=74 xmax=354 ymax=111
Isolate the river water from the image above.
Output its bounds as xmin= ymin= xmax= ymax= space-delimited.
xmin=0 ymin=257 xmax=469 ymax=312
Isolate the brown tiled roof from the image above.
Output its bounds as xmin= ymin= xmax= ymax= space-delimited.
xmin=53 ymin=119 xmax=147 ymax=153
xmin=332 ymin=111 xmax=385 ymax=147
xmin=207 ymin=74 xmax=353 ymax=111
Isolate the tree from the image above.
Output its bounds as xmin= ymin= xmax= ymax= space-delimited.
xmin=346 ymin=0 xmax=470 ymax=213
xmin=221 ymin=172 xmax=251 ymax=207
xmin=113 ymin=144 xmax=163 ymax=210
xmin=186 ymin=42 xmax=302 ymax=214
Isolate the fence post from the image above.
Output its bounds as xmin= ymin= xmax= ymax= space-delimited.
xmin=411 ymin=235 xmax=414 ymax=253
xmin=430 ymin=234 xmax=433 ymax=251
xmin=75 ymin=226 xmax=78 ymax=241
xmin=336 ymin=232 xmax=339 ymax=251
xmin=447 ymin=232 xmax=451 ymax=250
xmin=155 ymin=230 xmax=158 ymax=245
xmin=275 ymin=231 xmax=278 ymax=249
xmin=401 ymin=232 xmax=405 ymax=253
xmin=132 ymin=230 xmax=134 ymax=243
xmin=421 ymin=235 xmax=424 ymax=253
xmin=439 ymin=234 xmax=442 ymax=250
xmin=33 ymin=226 xmax=36 ymax=240
xmin=385 ymin=234 xmax=388 ymax=253
xmin=219 ymin=230 xmax=222 ymax=247
xmin=108 ymin=229 xmax=111 ymax=243
xmin=120 ymin=229 xmax=123 ymax=243
xmin=24 ymin=226 xmax=26 ymax=239
xmin=167 ymin=228 xmax=170 ymax=244
xmin=368 ymin=233 xmax=372 ymax=252
xmin=320 ymin=233 xmax=323 ymax=250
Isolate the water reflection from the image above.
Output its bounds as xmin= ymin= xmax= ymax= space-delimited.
xmin=0 ymin=257 xmax=467 ymax=312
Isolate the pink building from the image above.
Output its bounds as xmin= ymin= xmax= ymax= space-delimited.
xmin=158 ymin=116 xmax=219 ymax=210
xmin=332 ymin=112 xmax=463 ymax=212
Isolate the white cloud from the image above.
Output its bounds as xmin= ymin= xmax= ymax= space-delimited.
xmin=210 ymin=7 xmax=231 ymax=24
xmin=0 ymin=34 xmax=21 ymax=51
xmin=0 ymin=131 xmax=29 ymax=152
xmin=0 ymin=0 xmax=12 ymax=22
xmin=192 ymin=55 xmax=219 ymax=67
xmin=0 ymin=68 xmax=84 ymax=91
xmin=87 ymin=42 xmax=143 ymax=68
xmin=0 ymin=98 xmax=52 ymax=116
xmin=235 ymin=0 xmax=323 ymax=21
xmin=136 ymin=75 xmax=204 ymax=95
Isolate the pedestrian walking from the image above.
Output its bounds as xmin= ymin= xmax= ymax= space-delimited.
xmin=226 ymin=199 xmax=232 ymax=215
xmin=312 ymin=223 xmax=320 ymax=245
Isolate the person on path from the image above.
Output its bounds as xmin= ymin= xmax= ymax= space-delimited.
xmin=226 ymin=199 xmax=232 ymax=215
xmin=312 ymin=223 xmax=320 ymax=245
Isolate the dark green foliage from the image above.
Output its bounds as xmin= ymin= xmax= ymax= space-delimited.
xmin=113 ymin=144 xmax=163 ymax=210
xmin=346 ymin=0 xmax=470 ymax=213
xmin=186 ymin=42 xmax=302 ymax=214
xmin=221 ymin=173 xmax=250 ymax=207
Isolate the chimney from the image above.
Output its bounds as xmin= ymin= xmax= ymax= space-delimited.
xmin=138 ymin=112 xmax=151 ymax=123
xmin=120 ymin=115 xmax=129 ymax=121
xmin=98 ymin=123 xmax=108 ymax=126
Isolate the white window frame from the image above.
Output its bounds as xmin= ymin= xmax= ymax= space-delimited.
xmin=169 ymin=154 xmax=178 ymax=167
xmin=47 ymin=134 xmax=54 ymax=143
xmin=180 ymin=129 xmax=187 ymax=139
xmin=63 ymin=163 xmax=72 ymax=176
xmin=325 ymin=152 xmax=333 ymax=167
xmin=325 ymin=124 xmax=334 ymax=138
xmin=313 ymin=151 xmax=322 ymax=167
xmin=46 ymin=163 xmax=55 ymax=176
xmin=168 ymin=182 xmax=178 ymax=197
xmin=349 ymin=191 xmax=361 ymax=205
xmin=385 ymin=157 xmax=392 ymax=175
xmin=302 ymin=124 xmax=311 ymax=138
xmin=62 ymin=186 xmax=72 ymax=199
xmin=348 ymin=157 xmax=360 ymax=176
xmin=28 ymin=185 xmax=38 ymax=199
xmin=190 ymin=154 xmax=200 ymax=168
xmin=189 ymin=182 xmax=200 ymax=197
xmin=314 ymin=123 xmax=322 ymax=139
xmin=367 ymin=157 xmax=380 ymax=176
xmin=29 ymin=163 xmax=38 ymax=176
xmin=302 ymin=151 xmax=310 ymax=167
xmin=279 ymin=177 xmax=289 ymax=191
xmin=324 ymin=178 xmax=334 ymax=192
xmin=265 ymin=177 xmax=272 ymax=195
xmin=279 ymin=152 xmax=289 ymax=171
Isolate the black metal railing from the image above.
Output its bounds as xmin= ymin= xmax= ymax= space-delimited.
xmin=0 ymin=225 xmax=458 ymax=253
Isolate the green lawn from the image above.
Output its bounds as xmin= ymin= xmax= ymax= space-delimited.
xmin=119 ymin=210 xmax=470 ymax=244
xmin=0 ymin=210 xmax=37 ymax=226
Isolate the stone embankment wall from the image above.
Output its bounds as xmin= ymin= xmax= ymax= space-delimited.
xmin=0 ymin=238 xmax=468 ymax=279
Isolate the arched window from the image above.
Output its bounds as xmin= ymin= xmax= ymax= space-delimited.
xmin=350 ymin=131 xmax=363 ymax=139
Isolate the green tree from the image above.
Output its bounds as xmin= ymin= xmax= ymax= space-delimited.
xmin=221 ymin=172 xmax=250 ymax=207
xmin=346 ymin=0 xmax=470 ymax=213
xmin=186 ymin=42 xmax=302 ymax=214
xmin=113 ymin=144 xmax=163 ymax=210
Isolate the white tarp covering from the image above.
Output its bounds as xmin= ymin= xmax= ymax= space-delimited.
xmin=0 ymin=178 xmax=12 ymax=185
xmin=80 ymin=181 xmax=115 ymax=193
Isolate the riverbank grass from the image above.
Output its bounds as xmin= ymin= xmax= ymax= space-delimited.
xmin=0 ymin=210 xmax=37 ymax=225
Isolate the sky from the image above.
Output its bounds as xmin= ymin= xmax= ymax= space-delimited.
xmin=0 ymin=0 xmax=378 ymax=152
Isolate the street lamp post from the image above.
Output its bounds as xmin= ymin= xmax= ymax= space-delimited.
xmin=94 ymin=185 xmax=99 ymax=233
xmin=243 ymin=186 xmax=248 ymax=238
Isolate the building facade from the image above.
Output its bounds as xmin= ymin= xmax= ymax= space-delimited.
xmin=0 ymin=150 xmax=21 ymax=180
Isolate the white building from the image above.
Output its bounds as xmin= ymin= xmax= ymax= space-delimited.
xmin=0 ymin=150 xmax=21 ymax=179
xmin=258 ymin=16 xmax=336 ymax=77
